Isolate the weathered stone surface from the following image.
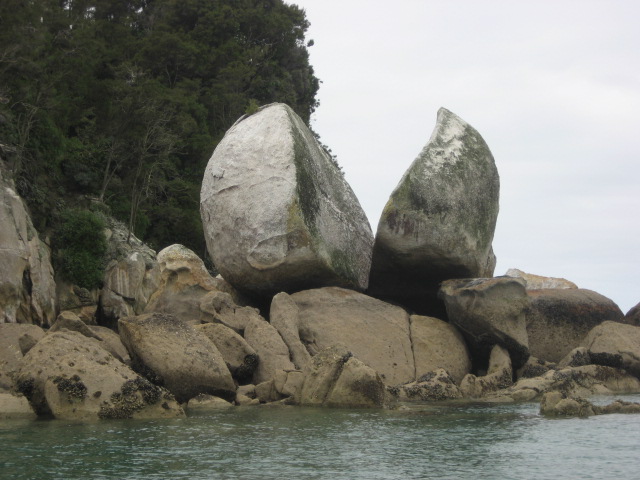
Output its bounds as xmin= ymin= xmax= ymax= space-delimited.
xmin=195 ymin=323 xmax=258 ymax=383
xmin=199 ymin=291 xmax=262 ymax=333
xmin=526 ymin=289 xmax=624 ymax=363
xmin=488 ymin=364 xmax=640 ymax=402
xmin=296 ymin=345 xmax=385 ymax=408
xmin=291 ymin=287 xmax=414 ymax=385
xmin=460 ymin=344 xmax=512 ymax=398
xmin=581 ymin=321 xmax=640 ymax=377
xmin=325 ymin=356 xmax=386 ymax=408
xmin=278 ymin=370 xmax=304 ymax=399
xmin=557 ymin=347 xmax=591 ymax=369
xmin=144 ymin=244 xmax=235 ymax=324
xmin=439 ymin=277 xmax=529 ymax=368
xmin=516 ymin=356 xmax=555 ymax=380
xmin=88 ymin=326 xmax=131 ymax=365
xmin=270 ymin=292 xmax=312 ymax=370
xmin=255 ymin=379 xmax=280 ymax=403
xmin=186 ymin=394 xmax=234 ymax=412
xmin=118 ymin=313 xmax=235 ymax=402
xmin=0 ymin=323 xmax=45 ymax=390
xmin=389 ymin=369 xmax=462 ymax=402
xmin=0 ymin=168 xmax=56 ymax=326
xmin=410 ymin=315 xmax=471 ymax=385
xmin=625 ymin=302 xmax=640 ymax=326
xmin=50 ymin=311 xmax=103 ymax=340
xmin=540 ymin=391 xmax=596 ymax=417
xmin=368 ymin=108 xmax=499 ymax=315
xmin=56 ymin=282 xmax=98 ymax=324
xmin=0 ymin=393 xmax=36 ymax=419
xmin=504 ymin=268 xmax=577 ymax=290
xmin=243 ymin=316 xmax=295 ymax=384
xmin=200 ymin=103 xmax=373 ymax=297
xmin=99 ymin=218 xmax=160 ymax=325
xmin=15 ymin=330 xmax=183 ymax=419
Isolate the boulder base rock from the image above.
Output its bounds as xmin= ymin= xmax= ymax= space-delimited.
xmin=526 ymin=289 xmax=624 ymax=363
xmin=15 ymin=330 xmax=183 ymax=419
xmin=200 ymin=103 xmax=373 ymax=297
xmin=368 ymin=108 xmax=499 ymax=315
xmin=0 ymin=324 xmax=45 ymax=390
xmin=291 ymin=287 xmax=414 ymax=385
xmin=410 ymin=315 xmax=471 ymax=385
xmin=460 ymin=344 xmax=513 ymax=398
xmin=389 ymin=369 xmax=462 ymax=402
xmin=439 ymin=277 xmax=529 ymax=368
xmin=581 ymin=321 xmax=640 ymax=377
xmin=118 ymin=313 xmax=235 ymax=402
xmin=296 ymin=345 xmax=385 ymax=408
xmin=243 ymin=316 xmax=295 ymax=384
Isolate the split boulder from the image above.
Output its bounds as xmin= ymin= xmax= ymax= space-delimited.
xmin=200 ymin=103 xmax=373 ymax=297
xmin=368 ymin=108 xmax=499 ymax=315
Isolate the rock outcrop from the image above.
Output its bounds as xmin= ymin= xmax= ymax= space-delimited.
xmin=504 ymin=268 xmax=577 ymax=290
xmin=368 ymin=108 xmax=499 ymax=315
xmin=99 ymin=217 xmax=160 ymax=325
xmin=243 ymin=316 xmax=295 ymax=384
xmin=15 ymin=330 xmax=183 ymax=419
xmin=540 ymin=391 xmax=640 ymax=417
xmin=389 ymin=369 xmax=462 ymax=402
xmin=0 ymin=167 xmax=56 ymax=326
xmin=118 ymin=312 xmax=236 ymax=402
xmin=460 ymin=344 xmax=513 ymax=398
xmin=290 ymin=287 xmax=414 ymax=385
xmin=581 ymin=321 xmax=640 ymax=377
xmin=625 ymin=302 xmax=640 ymax=326
xmin=296 ymin=345 xmax=385 ymax=408
xmin=200 ymin=103 xmax=373 ymax=297
xmin=144 ymin=244 xmax=242 ymax=325
xmin=269 ymin=292 xmax=312 ymax=370
xmin=526 ymin=289 xmax=624 ymax=363
xmin=439 ymin=277 xmax=530 ymax=368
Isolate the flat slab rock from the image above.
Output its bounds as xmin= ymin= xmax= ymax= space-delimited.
xmin=200 ymin=103 xmax=373 ymax=297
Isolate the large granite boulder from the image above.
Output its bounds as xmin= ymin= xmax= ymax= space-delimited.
xmin=99 ymin=217 xmax=160 ymax=325
xmin=526 ymin=289 xmax=624 ymax=363
xmin=290 ymin=287 xmax=414 ymax=385
xmin=0 ymin=167 xmax=56 ymax=326
xmin=439 ymin=277 xmax=530 ymax=368
xmin=504 ymin=268 xmax=577 ymax=290
xmin=581 ymin=321 xmax=640 ymax=378
xmin=368 ymin=108 xmax=499 ymax=315
xmin=296 ymin=345 xmax=385 ymax=408
xmin=0 ymin=323 xmax=45 ymax=390
xmin=144 ymin=244 xmax=242 ymax=325
xmin=200 ymin=103 xmax=373 ymax=297
xmin=410 ymin=315 xmax=471 ymax=384
xmin=118 ymin=312 xmax=235 ymax=402
xmin=15 ymin=330 xmax=183 ymax=419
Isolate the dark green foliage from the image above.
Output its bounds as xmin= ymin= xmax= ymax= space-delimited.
xmin=54 ymin=209 xmax=107 ymax=289
xmin=0 ymin=0 xmax=320 ymax=254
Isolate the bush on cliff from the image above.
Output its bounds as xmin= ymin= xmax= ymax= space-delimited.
xmin=54 ymin=209 xmax=107 ymax=290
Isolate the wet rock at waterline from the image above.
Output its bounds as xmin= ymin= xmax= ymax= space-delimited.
xmin=15 ymin=330 xmax=183 ymax=420
xmin=118 ymin=313 xmax=236 ymax=403
xmin=200 ymin=103 xmax=373 ymax=297
xmin=368 ymin=108 xmax=499 ymax=315
xmin=581 ymin=321 xmax=640 ymax=378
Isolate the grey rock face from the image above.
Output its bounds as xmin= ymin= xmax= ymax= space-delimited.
xmin=369 ymin=108 xmax=499 ymax=315
xmin=504 ymin=268 xmax=577 ymax=290
xmin=439 ymin=277 xmax=530 ymax=368
xmin=118 ymin=312 xmax=235 ymax=403
xmin=0 ymin=323 xmax=45 ymax=390
xmin=0 ymin=168 xmax=56 ymax=326
xmin=526 ymin=289 xmax=624 ymax=363
xmin=625 ymin=302 xmax=640 ymax=326
xmin=200 ymin=103 xmax=373 ymax=297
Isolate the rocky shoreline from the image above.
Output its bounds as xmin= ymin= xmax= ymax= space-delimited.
xmin=2 ymin=104 xmax=640 ymax=421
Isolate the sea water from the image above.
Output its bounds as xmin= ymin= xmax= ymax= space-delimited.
xmin=1 ymin=395 xmax=639 ymax=480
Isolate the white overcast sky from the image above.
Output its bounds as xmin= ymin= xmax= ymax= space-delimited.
xmin=290 ymin=0 xmax=639 ymax=313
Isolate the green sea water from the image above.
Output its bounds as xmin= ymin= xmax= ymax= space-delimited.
xmin=1 ymin=396 xmax=639 ymax=480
